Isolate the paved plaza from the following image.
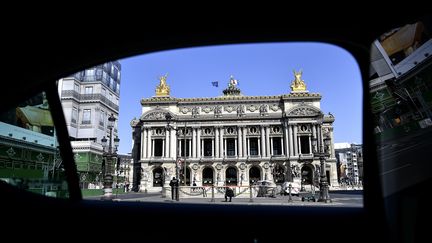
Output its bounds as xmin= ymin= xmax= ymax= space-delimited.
xmin=87 ymin=190 xmax=363 ymax=207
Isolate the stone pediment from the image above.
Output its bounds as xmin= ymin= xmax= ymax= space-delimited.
xmin=287 ymin=105 xmax=321 ymax=117
xmin=141 ymin=108 xmax=174 ymax=121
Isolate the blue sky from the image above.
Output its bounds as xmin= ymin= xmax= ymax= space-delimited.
xmin=117 ymin=43 xmax=362 ymax=154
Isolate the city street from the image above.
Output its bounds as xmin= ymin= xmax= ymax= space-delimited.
xmin=86 ymin=190 xmax=363 ymax=207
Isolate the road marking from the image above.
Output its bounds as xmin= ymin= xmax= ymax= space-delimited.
xmin=381 ymin=164 xmax=411 ymax=176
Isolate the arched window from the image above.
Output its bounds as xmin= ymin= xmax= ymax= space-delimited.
xmin=225 ymin=167 xmax=237 ymax=186
xmin=249 ymin=166 xmax=261 ymax=184
xmin=202 ymin=167 xmax=214 ymax=186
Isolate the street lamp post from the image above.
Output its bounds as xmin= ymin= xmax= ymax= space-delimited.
xmin=312 ymin=136 xmax=331 ymax=203
xmin=100 ymin=113 xmax=120 ymax=201
xmin=165 ymin=113 xmax=187 ymax=201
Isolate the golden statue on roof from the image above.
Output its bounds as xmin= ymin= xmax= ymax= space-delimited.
xmin=290 ymin=70 xmax=307 ymax=92
xmin=155 ymin=73 xmax=170 ymax=96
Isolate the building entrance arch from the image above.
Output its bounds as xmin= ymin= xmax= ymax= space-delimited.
xmin=202 ymin=167 xmax=214 ymax=186
xmin=180 ymin=167 xmax=191 ymax=186
xmin=249 ymin=166 xmax=261 ymax=184
xmin=225 ymin=166 xmax=237 ymax=186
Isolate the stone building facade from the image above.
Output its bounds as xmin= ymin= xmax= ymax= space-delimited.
xmin=131 ymin=72 xmax=338 ymax=192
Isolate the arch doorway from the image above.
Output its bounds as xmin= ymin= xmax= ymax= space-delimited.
xmin=202 ymin=167 xmax=214 ymax=186
xmin=249 ymin=166 xmax=261 ymax=184
xmin=153 ymin=167 xmax=163 ymax=187
xmin=225 ymin=166 xmax=237 ymax=186
xmin=180 ymin=167 xmax=191 ymax=186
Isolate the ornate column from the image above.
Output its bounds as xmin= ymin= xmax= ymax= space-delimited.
xmin=192 ymin=127 xmax=196 ymax=158
xmin=224 ymin=139 xmax=227 ymax=157
xmin=293 ymin=125 xmax=298 ymax=156
xmin=284 ymin=123 xmax=289 ymax=157
xmin=237 ymin=126 xmax=242 ymax=157
xmin=147 ymin=129 xmax=152 ymax=158
xmin=260 ymin=126 xmax=266 ymax=157
xmin=219 ymin=126 xmax=224 ymax=158
xmin=197 ymin=128 xmax=201 ymax=159
xmin=247 ymin=138 xmax=250 ymax=156
xmin=265 ymin=126 xmax=270 ymax=157
xmin=165 ymin=128 xmax=170 ymax=158
xmin=211 ymin=139 xmax=214 ymax=157
xmin=329 ymin=127 xmax=335 ymax=158
xmin=298 ymin=136 xmax=301 ymax=155
xmin=151 ymin=139 xmax=155 ymax=157
xmin=234 ymin=138 xmax=237 ymax=158
xmin=170 ymin=129 xmax=176 ymax=159
xmin=270 ymin=137 xmax=274 ymax=156
xmin=141 ymin=128 xmax=147 ymax=159
xmin=258 ymin=138 xmax=261 ymax=157
xmin=242 ymin=127 xmax=247 ymax=158
xmin=215 ymin=127 xmax=220 ymax=158
xmin=281 ymin=137 xmax=285 ymax=156
xmin=289 ymin=125 xmax=293 ymax=157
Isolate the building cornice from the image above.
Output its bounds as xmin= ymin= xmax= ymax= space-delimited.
xmin=141 ymin=93 xmax=321 ymax=105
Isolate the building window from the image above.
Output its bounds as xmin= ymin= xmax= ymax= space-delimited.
xmin=204 ymin=139 xmax=212 ymax=157
xmin=300 ymin=136 xmax=310 ymax=154
xmin=250 ymin=138 xmax=258 ymax=156
xmin=99 ymin=111 xmax=105 ymax=127
xmin=74 ymin=83 xmax=80 ymax=93
xmin=225 ymin=167 xmax=237 ymax=186
xmin=202 ymin=167 xmax=214 ymax=186
xmin=154 ymin=139 xmax=163 ymax=157
xmin=227 ymin=138 xmax=235 ymax=156
xmin=272 ymin=137 xmax=282 ymax=155
xmin=95 ymin=69 xmax=103 ymax=81
xmin=82 ymin=109 xmax=91 ymax=124
xmin=72 ymin=107 xmax=78 ymax=124
xmin=102 ymin=88 xmax=106 ymax=96
xmin=85 ymin=86 xmax=93 ymax=94
xmin=179 ymin=140 xmax=190 ymax=157
xmin=249 ymin=166 xmax=261 ymax=184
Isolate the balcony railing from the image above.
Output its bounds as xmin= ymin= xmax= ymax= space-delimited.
xmin=61 ymin=90 xmax=119 ymax=111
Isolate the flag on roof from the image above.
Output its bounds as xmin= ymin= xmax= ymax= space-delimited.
xmin=211 ymin=81 xmax=219 ymax=87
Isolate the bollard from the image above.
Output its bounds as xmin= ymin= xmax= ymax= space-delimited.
xmin=211 ymin=185 xmax=215 ymax=202
xmin=249 ymin=184 xmax=253 ymax=202
xmin=175 ymin=185 xmax=179 ymax=201
xmin=288 ymin=183 xmax=293 ymax=202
